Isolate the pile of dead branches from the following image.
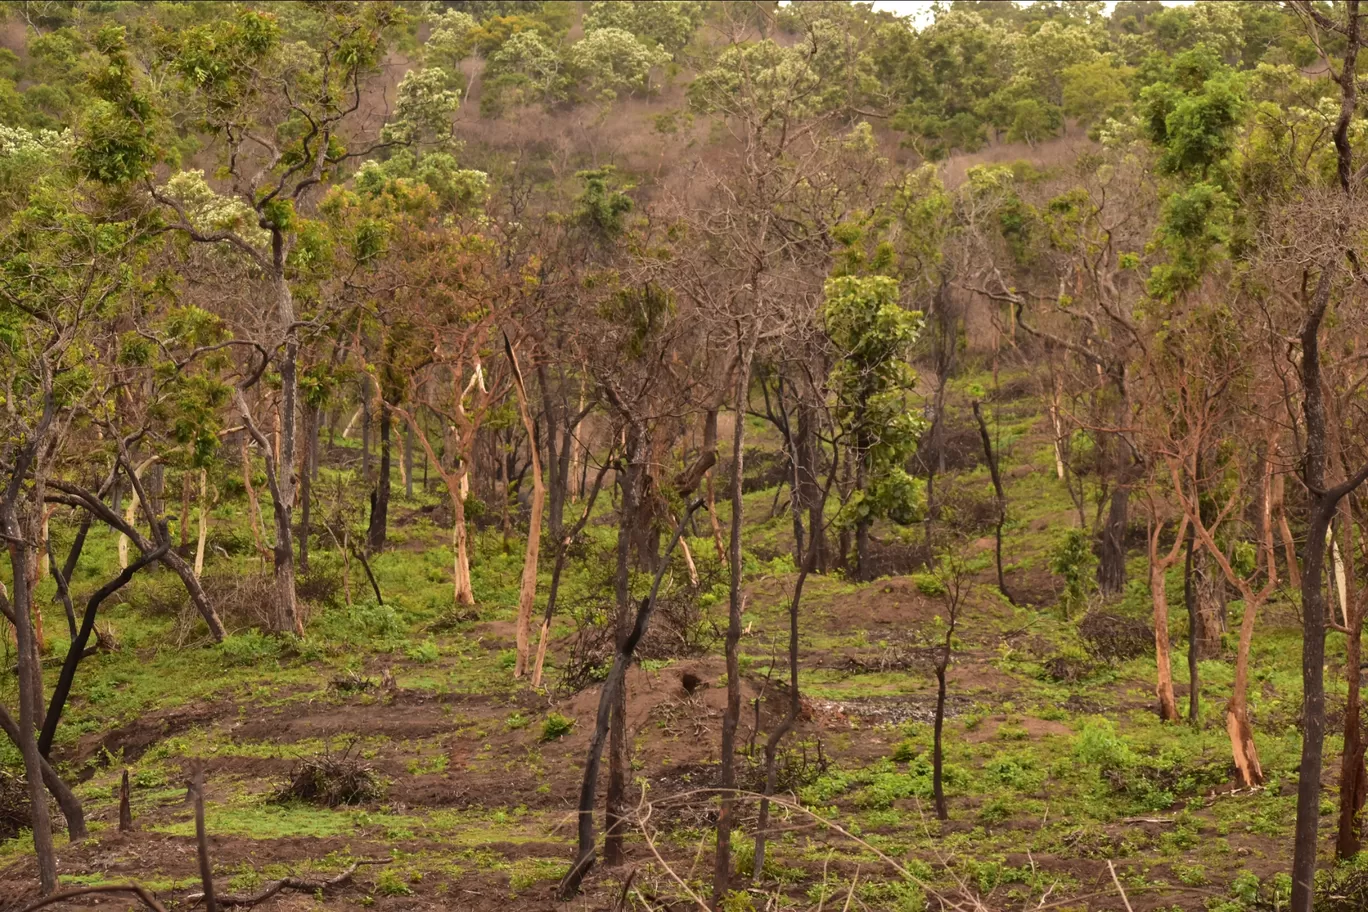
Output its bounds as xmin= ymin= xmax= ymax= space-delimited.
xmin=273 ymin=744 xmax=382 ymax=807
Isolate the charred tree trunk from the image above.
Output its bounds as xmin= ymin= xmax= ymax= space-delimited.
xmin=0 ymin=702 xmax=86 ymax=842
xmin=714 ymin=345 xmax=753 ymax=906
xmin=933 ymin=663 xmax=949 ymax=820
xmin=3 ymin=512 xmax=57 ymax=893
xmin=1099 ymin=480 xmax=1129 ymax=596
xmin=299 ymin=405 xmax=315 ymax=571
xmin=558 ymin=501 xmax=703 ymax=898
xmin=367 ymin=395 xmax=391 ymax=554
xmin=606 ymin=427 xmax=643 ymax=868
xmin=1184 ymin=528 xmax=1199 ymax=723
xmin=973 ymin=401 xmax=1013 ymax=604
xmin=795 ymin=400 xmax=826 ymax=573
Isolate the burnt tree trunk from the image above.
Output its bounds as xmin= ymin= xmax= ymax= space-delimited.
xmin=714 ymin=345 xmax=753 ymax=906
xmin=605 ymin=427 xmax=643 ymax=868
xmin=367 ymin=395 xmax=391 ymax=554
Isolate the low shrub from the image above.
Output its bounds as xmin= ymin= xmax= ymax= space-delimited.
xmin=540 ymin=713 xmax=575 ymax=742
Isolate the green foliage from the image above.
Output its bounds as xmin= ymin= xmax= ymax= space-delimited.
xmin=216 ymin=631 xmax=285 ymax=666
xmin=1048 ymin=528 xmax=1096 ymax=618
xmin=583 ymin=1 xmax=702 ymax=55
xmin=1140 ymin=46 xmax=1247 ymax=176
xmin=823 ymin=275 xmax=926 ymax=531
xmin=568 ymin=26 xmax=669 ymax=102
xmin=573 ymin=166 xmax=633 ymax=238
xmin=539 ymin=713 xmax=575 ymax=742
xmin=404 ymin=638 xmax=440 ymax=664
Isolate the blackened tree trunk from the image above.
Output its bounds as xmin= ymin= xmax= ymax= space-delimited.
xmin=795 ymin=399 xmax=826 ymax=573
xmin=367 ymin=397 xmax=391 ymax=554
xmin=1291 ymin=9 xmax=1365 ymax=903
xmin=606 ymin=426 xmax=643 ymax=868
xmin=933 ymin=664 xmax=949 ymax=820
xmin=1184 ymin=528 xmax=1199 ymax=723
xmin=0 ymin=703 xmax=85 ymax=841
xmin=714 ymin=344 xmax=753 ymax=906
xmin=3 ymin=519 xmax=57 ymax=893
xmin=299 ymin=404 xmax=315 ymax=570
xmin=972 ymin=401 xmax=1013 ymax=604
xmin=1098 ymin=480 xmax=1128 ymax=595
xmin=558 ymin=501 xmax=703 ymax=898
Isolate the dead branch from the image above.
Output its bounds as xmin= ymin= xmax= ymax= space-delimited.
xmin=184 ymin=859 xmax=391 ymax=908
xmin=16 ymin=885 xmax=169 ymax=912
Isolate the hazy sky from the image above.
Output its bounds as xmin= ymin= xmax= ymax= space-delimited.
xmin=869 ymin=0 xmax=1195 ymax=26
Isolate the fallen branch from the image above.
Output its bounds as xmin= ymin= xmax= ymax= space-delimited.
xmin=1108 ymin=860 xmax=1135 ymax=912
xmin=17 ymin=884 xmax=169 ymax=912
xmin=185 ymin=859 xmax=391 ymax=907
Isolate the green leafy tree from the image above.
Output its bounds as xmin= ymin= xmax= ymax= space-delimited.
xmin=148 ymin=2 xmax=409 ymax=635
xmin=568 ymin=26 xmax=669 ymax=103
xmin=582 ymin=0 xmax=703 ymax=55
xmin=823 ymin=275 xmax=925 ymax=575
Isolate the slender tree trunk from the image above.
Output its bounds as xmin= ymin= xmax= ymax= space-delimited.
xmin=559 ymin=502 xmax=702 ymax=898
xmin=606 ymin=430 xmax=642 ymax=868
xmin=270 ymin=342 xmax=301 ymax=635
xmin=795 ymin=400 xmax=826 ymax=573
xmin=973 ymin=401 xmax=1013 ymax=603
xmin=0 ymin=703 xmax=85 ymax=841
xmin=367 ymin=396 xmax=391 ymax=554
xmin=1184 ymin=528 xmax=1199 ymax=722
xmin=509 ymin=342 xmax=545 ymax=678
xmin=451 ymin=475 xmax=475 ymax=606
xmin=1149 ymin=542 xmax=1181 ymax=722
xmin=532 ymin=461 xmax=611 ymax=689
xmin=299 ymin=405 xmax=315 ymax=570
xmin=1292 ymin=245 xmax=1356 ymax=911
xmin=4 ymin=521 xmax=57 ymax=894
xmin=194 ymin=469 xmax=209 ymax=579
xmin=715 ymin=346 xmax=753 ymax=906
xmin=933 ymin=664 xmax=948 ymax=820
xmin=753 ymin=545 xmax=818 ymax=880
xmin=1227 ymin=594 xmax=1265 ymax=788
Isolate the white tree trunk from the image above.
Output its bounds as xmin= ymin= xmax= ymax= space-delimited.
xmin=194 ymin=469 xmax=209 ymax=578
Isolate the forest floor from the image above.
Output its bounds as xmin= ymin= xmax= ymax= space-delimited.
xmin=1 ymin=370 xmax=1361 ymax=912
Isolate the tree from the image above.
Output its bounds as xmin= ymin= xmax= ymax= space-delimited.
xmin=1280 ymin=5 xmax=1368 ymax=904
xmin=567 ymin=27 xmax=669 ymax=103
xmin=149 ymin=3 xmax=439 ymax=634
xmin=582 ymin=0 xmax=703 ymax=56
xmin=928 ymin=552 xmax=972 ymax=820
xmin=823 ymin=275 xmax=925 ymax=576
xmin=0 ymin=115 xmax=154 ymax=895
